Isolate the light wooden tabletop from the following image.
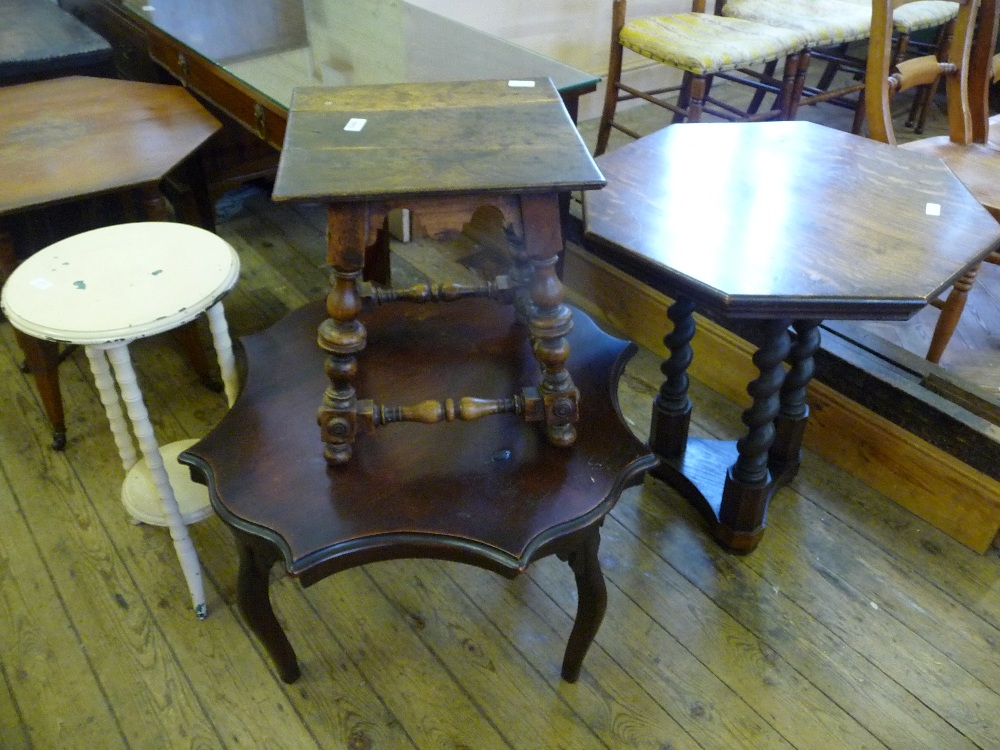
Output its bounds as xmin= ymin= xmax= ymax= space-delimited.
xmin=0 ymin=76 xmax=220 ymax=216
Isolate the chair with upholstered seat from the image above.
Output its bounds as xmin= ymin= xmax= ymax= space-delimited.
xmin=722 ymin=0 xmax=958 ymax=133
xmin=811 ymin=0 xmax=959 ymax=133
xmin=865 ymin=0 xmax=1000 ymax=362
xmin=594 ymin=0 xmax=809 ymax=155
xmin=721 ymin=0 xmax=876 ymax=131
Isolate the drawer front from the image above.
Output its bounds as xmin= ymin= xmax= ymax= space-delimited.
xmin=147 ymin=33 xmax=287 ymax=150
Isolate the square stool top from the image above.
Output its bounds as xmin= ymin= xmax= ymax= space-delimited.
xmin=0 ymin=0 xmax=112 ymax=81
xmin=272 ymin=77 xmax=605 ymax=203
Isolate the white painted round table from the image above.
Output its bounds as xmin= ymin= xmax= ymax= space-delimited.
xmin=0 ymin=222 xmax=240 ymax=619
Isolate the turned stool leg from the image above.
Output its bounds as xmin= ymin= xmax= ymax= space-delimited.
xmin=85 ymin=346 xmax=139 ymax=472
xmin=102 ymin=343 xmax=208 ymax=619
xmin=521 ymin=194 xmax=579 ymax=447
xmin=205 ymin=301 xmax=238 ymax=407
xmin=559 ymin=527 xmax=607 ymax=682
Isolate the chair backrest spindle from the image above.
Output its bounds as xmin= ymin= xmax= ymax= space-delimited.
xmin=969 ymin=0 xmax=999 ymax=141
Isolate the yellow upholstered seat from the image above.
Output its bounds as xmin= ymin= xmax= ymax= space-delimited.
xmin=620 ymin=14 xmax=808 ymax=74
xmin=595 ymin=0 xmax=809 ymax=156
xmin=722 ymin=0 xmax=959 ymax=132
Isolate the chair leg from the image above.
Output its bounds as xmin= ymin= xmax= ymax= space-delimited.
xmin=776 ymin=54 xmax=800 ymax=119
xmin=787 ymin=51 xmax=812 ymax=120
xmin=926 ymin=265 xmax=978 ymax=363
xmin=559 ymin=526 xmax=607 ymax=682
xmin=747 ymin=59 xmax=779 ymax=115
xmin=684 ymin=75 xmax=707 ymax=123
xmin=815 ymin=43 xmax=850 ymax=90
xmin=236 ymin=534 xmax=301 ymax=683
xmin=595 ymin=0 xmax=628 ymax=156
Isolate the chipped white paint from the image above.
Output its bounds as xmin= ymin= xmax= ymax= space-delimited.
xmin=0 ymin=222 xmax=240 ymax=344
xmin=1 ymin=221 xmax=241 ymax=620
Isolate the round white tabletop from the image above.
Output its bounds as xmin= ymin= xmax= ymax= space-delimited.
xmin=1 ymin=222 xmax=240 ymax=345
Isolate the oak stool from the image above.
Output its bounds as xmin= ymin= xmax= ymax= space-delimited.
xmin=271 ymin=77 xmax=604 ymax=465
xmin=1 ymin=222 xmax=240 ymax=618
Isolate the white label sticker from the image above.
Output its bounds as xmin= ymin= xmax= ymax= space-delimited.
xmin=30 ymin=278 xmax=53 ymax=291
xmin=926 ymin=203 xmax=941 ymax=216
xmin=344 ymin=118 xmax=367 ymax=132
xmin=508 ymin=80 xmax=536 ymax=88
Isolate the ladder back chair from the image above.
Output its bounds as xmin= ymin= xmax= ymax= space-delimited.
xmin=866 ymin=0 xmax=1000 ymax=362
xmin=594 ymin=0 xmax=809 ymax=155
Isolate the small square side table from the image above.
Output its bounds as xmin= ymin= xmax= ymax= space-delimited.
xmin=272 ymin=78 xmax=604 ymax=465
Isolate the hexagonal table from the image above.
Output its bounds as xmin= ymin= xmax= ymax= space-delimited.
xmin=0 ymin=75 xmax=221 ymax=447
xmin=583 ymin=121 xmax=1000 ymax=553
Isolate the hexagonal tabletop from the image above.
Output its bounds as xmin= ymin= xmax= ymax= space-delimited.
xmin=0 ymin=76 xmax=220 ymax=216
xmin=583 ymin=121 xmax=1000 ymax=320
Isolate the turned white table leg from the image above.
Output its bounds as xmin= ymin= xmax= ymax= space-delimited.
xmin=104 ymin=343 xmax=208 ymax=620
xmin=205 ymin=301 xmax=237 ymax=407
xmin=85 ymin=345 xmax=139 ymax=472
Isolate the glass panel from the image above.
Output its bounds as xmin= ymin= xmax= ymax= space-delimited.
xmin=122 ymin=0 xmax=599 ymax=109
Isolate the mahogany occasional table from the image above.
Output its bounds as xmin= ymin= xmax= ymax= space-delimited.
xmin=583 ymin=121 xmax=1000 ymax=553
xmin=180 ymin=298 xmax=654 ymax=682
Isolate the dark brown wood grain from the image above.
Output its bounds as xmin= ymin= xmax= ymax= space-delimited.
xmin=273 ymin=79 xmax=604 ymax=203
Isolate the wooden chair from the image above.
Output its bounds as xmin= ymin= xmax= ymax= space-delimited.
xmin=865 ymin=0 xmax=1000 ymax=362
xmin=593 ymin=0 xmax=809 ymax=155
xmin=721 ymin=0 xmax=874 ymax=131
xmin=807 ymin=0 xmax=960 ymax=133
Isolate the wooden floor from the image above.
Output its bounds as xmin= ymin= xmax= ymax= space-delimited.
xmin=3 ymin=179 xmax=1000 ymax=749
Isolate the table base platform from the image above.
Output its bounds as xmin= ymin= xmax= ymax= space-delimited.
xmin=122 ymin=438 xmax=214 ymax=526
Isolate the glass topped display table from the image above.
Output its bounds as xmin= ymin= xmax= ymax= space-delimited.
xmin=108 ymin=0 xmax=599 ymax=149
